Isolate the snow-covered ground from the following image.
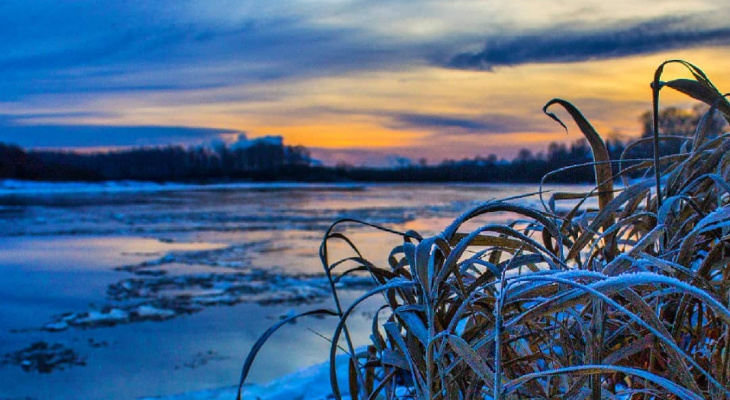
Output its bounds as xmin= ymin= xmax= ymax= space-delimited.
xmin=0 ymin=179 xmax=364 ymax=196
xmin=139 ymin=354 xmax=353 ymax=400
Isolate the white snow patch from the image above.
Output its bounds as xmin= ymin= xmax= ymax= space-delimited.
xmin=135 ymin=305 xmax=176 ymax=319
xmin=74 ymin=309 xmax=129 ymax=325
xmin=139 ymin=353 xmax=357 ymax=400
xmin=193 ymin=294 xmax=240 ymax=305
xmin=43 ymin=321 xmax=69 ymax=332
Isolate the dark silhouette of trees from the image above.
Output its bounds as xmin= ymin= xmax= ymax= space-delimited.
xmin=0 ymin=143 xmax=43 ymax=179
xmin=1 ymin=106 xmax=722 ymax=183
xmin=636 ymin=105 xmax=726 ymax=156
xmin=0 ymin=143 xmax=96 ymax=180
xmin=0 ymin=139 xmax=313 ymax=182
xmin=0 ymin=138 xmax=624 ymax=183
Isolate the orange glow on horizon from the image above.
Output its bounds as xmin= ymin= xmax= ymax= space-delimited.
xmin=255 ymin=123 xmax=427 ymax=148
xmin=13 ymin=46 xmax=730 ymax=162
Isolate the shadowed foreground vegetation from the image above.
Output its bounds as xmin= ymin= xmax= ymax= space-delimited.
xmin=240 ymin=60 xmax=730 ymax=399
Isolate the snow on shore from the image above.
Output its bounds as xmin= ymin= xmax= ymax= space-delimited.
xmin=139 ymin=353 xmax=354 ymax=400
xmin=0 ymin=180 xmax=364 ymax=196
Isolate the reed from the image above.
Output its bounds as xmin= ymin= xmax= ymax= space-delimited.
xmin=239 ymin=60 xmax=730 ymax=399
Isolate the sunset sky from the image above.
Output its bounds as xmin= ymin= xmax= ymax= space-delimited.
xmin=2 ymin=1 xmax=730 ymax=166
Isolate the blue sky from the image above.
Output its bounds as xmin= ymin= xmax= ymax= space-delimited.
xmin=2 ymin=1 xmax=730 ymax=165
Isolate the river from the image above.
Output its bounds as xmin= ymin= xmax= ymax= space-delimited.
xmin=0 ymin=181 xmax=593 ymax=399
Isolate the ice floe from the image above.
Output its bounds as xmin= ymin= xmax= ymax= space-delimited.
xmin=43 ymin=267 xmax=373 ymax=331
xmin=1 ymin=342 xmax=86 ymax=373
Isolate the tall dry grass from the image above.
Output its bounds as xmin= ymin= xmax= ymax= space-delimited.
xmin=239 ymin=60 xmax=730 ymax=400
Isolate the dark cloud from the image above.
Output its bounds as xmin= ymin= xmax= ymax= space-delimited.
xmin=390 ymin=113 xmax=548 ymax=135
xmin=7 ymin=111 xmax=119 ymax=121
xmin=448 ymin=16 xmax=730 ymax=70
xmin=395 ymin=114 xmax=490 ymax=132
xmin=0 ymin=119 xmax=239 ymax=148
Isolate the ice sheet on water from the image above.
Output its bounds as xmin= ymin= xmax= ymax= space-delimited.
xmin=1 ymin=341 xmax=86 ymax=374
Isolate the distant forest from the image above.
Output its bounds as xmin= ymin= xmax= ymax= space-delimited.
xmin=0 ymin=107 xmax=724 ymax=183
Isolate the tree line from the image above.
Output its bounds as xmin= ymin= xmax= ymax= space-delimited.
xmin=0 ymin=140 xmax=311 ymax=181
xmin=1 ymin=106 xmax=723 ymax=183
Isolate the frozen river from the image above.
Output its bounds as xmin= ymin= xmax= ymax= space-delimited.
xmin=0 ymin=181 xmax=591 ymax=399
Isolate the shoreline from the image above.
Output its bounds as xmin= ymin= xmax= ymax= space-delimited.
xmin=139 ymin=354 xmax=352 ymax=400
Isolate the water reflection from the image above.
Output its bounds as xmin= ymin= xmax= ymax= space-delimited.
xmin=0 ymin=182 xmax=593 ymax=399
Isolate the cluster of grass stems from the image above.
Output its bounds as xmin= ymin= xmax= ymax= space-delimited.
xmin=239 ymin=60 xmax=730 ymax=399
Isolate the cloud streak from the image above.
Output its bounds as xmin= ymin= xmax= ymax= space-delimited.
xmin=0 ymin=118 xmax=239 ymax=148
xmin=390 ymin=112 xmax=549 ymax=135
xmin=448 ymin=16 xmax=730 ymax=70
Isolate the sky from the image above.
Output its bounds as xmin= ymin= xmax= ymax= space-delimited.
xmin=2 ymin=1 xmax=730 ymax=166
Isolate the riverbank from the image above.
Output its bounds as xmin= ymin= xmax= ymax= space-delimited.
xmin=139 ymin=354 xmax=352 ymax=400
